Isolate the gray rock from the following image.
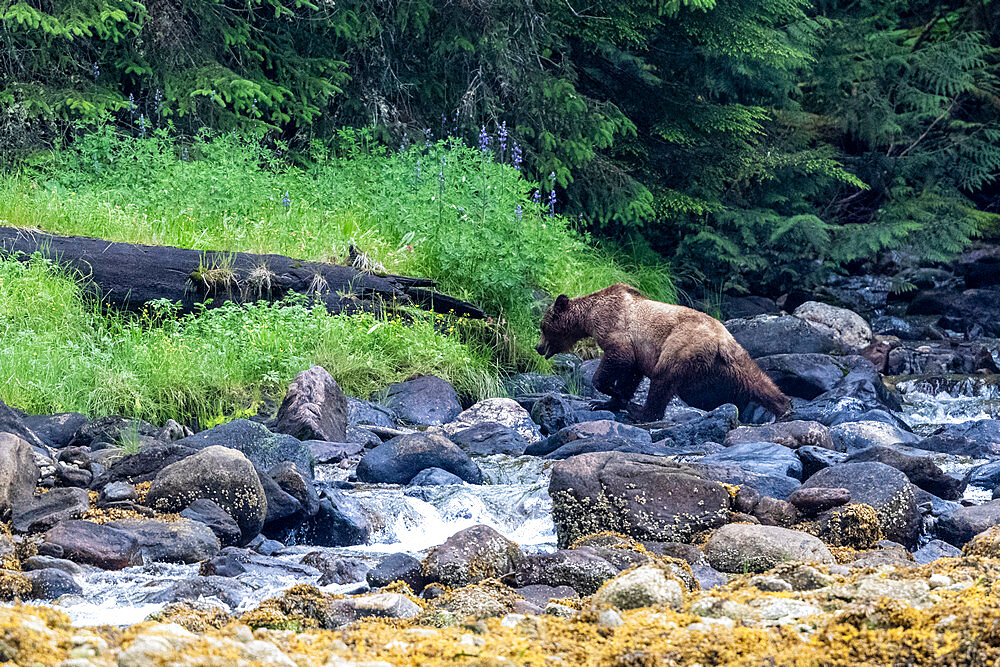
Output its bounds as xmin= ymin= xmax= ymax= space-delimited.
xmin=179 ymin=419 xmax=313 ymax=480
xmin=934 ymin=420 xmax=1000 ymax=452
xmin=259 ymin=470 xmax=304 ymax=529
xmin=383 ymin=375 xmax=462 ymax=427
xmin=704 ymin=524 xmax=834 ymax=573
xmin=550 ymin=452 xmax=731 ymax=547
xmin=831 ymin=421 xmax=920 ymax=453
xmin=802 ymin=462 xmax=920 ymax=548
xmin=108 ymin=518 xmax=220 ymax=564
xmin=913 ymin=539 xmax=963 ymax=564
xmin=304 ymin=440 xmax=364 ymax=464
xmin=357 ymin=432 xmax=483 ymax=485
xmin=788 ymin=487 xmax=851 ymax=515
xmin=422 ymin=525 xmax=523 ymax=587
xmin=22 ymin=413 xmax=88 ymax=449
xmin=937 ymin=500 xmax=1000 ymax=547
xmin=792 ymin=301 xmax=873 ymax=354
xmin=274 ymin=366 xmax=348 ymax=443
xmin=648 ymin=404 xmax=739 ymax=446
xmin=506 ymin=373 xmax=570 ymax=396
xmin=24 ymin=568 xmax=82 ymax=599
xmin=691 ymin=463 xmax=800 ymax=500
xmin=92 ymin=443 xmax=198 ymax=487
xmin=367 ymin=553 xmax=425 ymax=591
xmin=510 ymin=548 xmax=618 ymax=595
xmin=408 ymin=467 xmax=465 ymax=486
xmin=797 ymin=446 xmax=848 ymax=479
xmin=449 ymin=423 xmax=528 ymax=457
xmin=21 ymin=555 xmax=85 ymax=575
xmin=441 ymin=398 xmax=542 ymax=444
xmin=199 ymin=546 xmax=320 ymax=579
xmin=530 ymin=393 xmax=579 ymax=435
xmin=701 ymin=441 xmax=802 ymax=480
xmin=180 ymin=499 xmax=243 ymax=547
xmin=0 ymin=398 xmax=46 ymax=448
xmin=97 ymin=481 xmax=137 ymax=506
xmin=289 ymin=491 xmax=370 ymax=547
xmin=347 ymin=398 xmax=398 ymax=429
xmin=910 ymin=434 xmax=1000 ymax=459
xmin=300 ymin=552 xmax=368 ymax=586
xmin=69 ymin=415 xmax=161 ymax=450
xmin=12 ymin=487 xmax=90 ymax=534
xmin=350 ymin=593 xmax=422 ymax=620
xmin=591 ymin=563 xmax=684 ymax=610
xmin=270 ymin=461 xmax=320 ymax=518
xmin=147 ymin=446 xmax=267 ymax=546
xmin=846 ymin=445 xmax=965 ymax=500
xmin=527 ymin=420 xmax=652 ymax=457
xmin=724 ymin=420 xmax=835 ymax=450
xmin=146 ymin=575 xmax=254 ymax=608
xmin=755 ymin=354 xmax=851 ymax=400
xmin=42 ymin=520 xmax=141 ymax=570
xmin=725 ymin=314 xmax=838 ymax=358
xmin=0 ymin=432 xmax=40 ymax=523
xmin=516 ymin=584 xmax=578 ymax=608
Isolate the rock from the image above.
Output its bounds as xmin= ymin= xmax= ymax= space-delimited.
xmin=516 ymin=584 xmax=578 ymax=608
xmin=367 ymin=553 xmax=425 ymax=591
xmin=830 ymin=421 xmax=919 ymax=453
xmin=846 ymin=446 xmax=965 ymax=500
xmin=350 ymin=593 xmax=422 ymax=620
xmin=23 ymin=568 xmax=82 ymax=599
xmin=725 ymin=314 xmax=838 ymax=358
xmin=528 ymin=420 xmax=652 ymax=457
xmin=146 ymin=446 xmax=268 ymax=546
xmin=963 ymin=526 xmax=1000 ymax=557
xmin=938 ymin=287 xmax=1000 ymax=337
xmin=178 ymin=419 xmax=313 ymax=480
xmin=871 ymin=315 xmax=917 ymax=340
xmin=720 ymin=295 xmax=778 ymax=319
xmin=259 ymin=471 xmax=304 ymax=531
xmin=108 ymin=518 xmax=220 ymax=564
xmin=422 ymin=525 xmax=523 ymax=587
xmin=752 ymin=497 xmax=799 ymax=527
xmin=357 ymin=432 xmax=482 ymax=485
xmin=305 ymin=440 xmax=364 ymax=464
xmin=505 ymin=373 xmax=569 ymax=396
xmin=97 ymin=481 xmax=137 ymax=506
xmin=180 ymin=499 xmax=243 ymax=547
xmin=274 ymin=366 xmax=348 ymax=443
xmin=797 ymin=446 xmax=848 ymax=479
xmin=956 ymin=244 xmax=1000 ymax=288
xmin=0 ymin=433 xmax=40 ymax=522
xmin=910 ymin=434 xmax=1000 ymax=459
xmin=540 ymin=436 xmax=669 ymax=460
xmin=21 ymin=555 xmax=85 ymax=575
xmin=199 ymin=546 xmax=320 ymax=578
xmin=42 ymin=520 xmax=141 ymax=570
xmin=0 ymin=398 xmax=45 ymax=448
xmin=793 ymin=301 xmax=873 ymax=354
xmin=408 ymin=467 xmax=465 ymax=486
xmin=146 ymin=576 xmax=254 ymax=608
xmin=69 ymin=415 xmax=161 ymax=450
xmin=937 ymin=500 xmax=1000 ymax=547
xmin=549 ymin=452 xmax=731 ymax=547
xmin=288 ymin=491 xmax=370 ymax=547
xmin=969 ymin=461 xmax=1000 ymax=490
xmin=788 ymin=487 xmax=851 ymax=515
xmin=510 ymin=549 xmax=618 ymax=596
xmin=270 ymin=462 xmax=320 ymax=518
xmin=724 ymin=420 xmax=835 ymax=451
xmin=913 ymin=539 xmax=963 ymax=564
xmin=383 ymin=375 xmax=462 ymax=427
xmin=591 ymin=563 xmax=684 ymax=610
xmin=92 ymin=443 xmax=198 ymax=487
xmin=300 ymin=552 xmax=368 ymax=586
xmin=442 ymin=398 xmax=542 ymax=444
xmin=22 ymin=413 xmax=88 ymax=449
xmin=12 ymin=487 xmax=90 ymax=533
xmin=801 ymin=462 xmax=920 ymax=548
xmin=529 ymin=393 xmax=579 ymax=435
xmin=701 ymin=441 xmax=802 ymax=480
xmin=691 ymin=464 xmax=800 ymax=500
xmin=933 ymin=420 xmax=1000 ymax=453
xmin=704 ymin=524 xmax=834 ymax=573
xmin=347 ymin=397 xmax=398 ymax=429
xmin=648 ymin=404 xmax=739 ymax=446
xmin=449 ymin=423 xmax=529 ymax=457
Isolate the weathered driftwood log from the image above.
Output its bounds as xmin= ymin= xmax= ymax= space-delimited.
xmin=0 ymin=227 xmax=485 ymax=318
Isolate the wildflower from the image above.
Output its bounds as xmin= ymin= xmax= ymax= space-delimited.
xmin=424 ymin=128 xmax=433 ymax=147
xmin=92 ymin=62 xmax=100 ymax=79
xmin=532 ymin=190 xmax=541 ymax=204
xmin=282 ymin=191 xmax=291 ymax=207
xmin=515 ymin=204 xmax=523 ymax=223
xmin=511 ymin=140 xmax=522 ymax=171
xmin=182 ymin=147 xmax=189 ymax=161
xmin=478 ymin=126 xmax=490 ymax=153
xmin=498 ymin=121 xmax=508 ymax=156
xmin=155 ymin=88 xmax=163 ymax=115
xmin=139 ymin=114 xmax=147 ymax=138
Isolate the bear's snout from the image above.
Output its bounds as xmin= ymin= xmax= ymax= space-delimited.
xmin=535 ymin=343 xmax=547 ymax=356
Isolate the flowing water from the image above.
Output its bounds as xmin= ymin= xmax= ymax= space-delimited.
xmin=27 ymin=374 xmax=1000 ymax=626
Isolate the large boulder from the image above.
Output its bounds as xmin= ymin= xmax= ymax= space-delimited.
xmin=754 ymin=354 xmax=848 ymax=400
xmin=648 ymin=404 xmax=739 ymax=446
xmin=12 ymin=487 xmax=90 ymax=534
xmin=528 ymin=420 xmax=652 ymax=457
xmin=356 ymin=432 xmax=483 ymax=485
xmin=0 ymin=433 xmax=39 ymax=522
xmin=422 ymin=525 xmax=523 ymax=587
xmin=700 ymin=441 xmax=802 ymax=480
xmin=549 ymin=452 xmax=730 ymax=548
xmin=146 ymin=446 xmax=267 ymax=545
xmin=691 ymin=464 xmax=801 ymax=500
xmin=0 ymin=398 xmax=45 ymax=448
xmin=41 ymin=520 xmax=141 ymax=570
xmin=274 ymin=366 xmax=348 ymax=443
xmin=846 ymin=446 xmax=965 ymax=500
xmin=288 ymin=491 xmax=371 ymax=547
xmin=704 ymin=524 xmax=834 ymax=573
xmin=591 ymin=563 xmax=685 ymax=611
xmin=510 ymin=548 xmax=618 ymax=596
xmin=92 ymin=443 xmax=197 ymax=487
xmin=383 ymin=375 xmax=462 ymax=426
xmin=449 ymin=423 xmax=529 ymax=457
xmin=22 ymin=413 xmax=89 ymax=449
xmin=830 ymin=421 xmax=920 ymax=453
xmin=724 ymin=420 xmax=835 ymax=451
xmin=367 ymin=553 xmax=425 ymax=591
xmin=801 ymin=462 xmax=920 ymax=548
xmin=180 ymin=499 xmax=242 ymax=547
xmin=23 ymin=568 xmax=82 ymax=599
xmin=937 ymin=501 xmax=1000 ymax=547
xmin=441 ymin=399 xmax=542 ymax=443
xmin=108 ymin=518 xmax=220 ymax=564
xmin=178 ymin=419 xmax=313 ymax=480
xmin=725 ymin=315 xmax=838 ymax=358
xmin=792 ymin=301 xmax=873 ymax=354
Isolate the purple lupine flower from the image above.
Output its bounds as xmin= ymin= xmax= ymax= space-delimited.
xmin=182 ymin=147 xmax=189 ymax=161
xmin=415 ymin=158 xmax=422 ymax=180
xmin=511 ymin=141 xmax=523 ymax=171
xmin=478 ymin=126 xmax=490 ymax=153
xmin=498 ymin=121 xmax=508 ymax=156
xmin=138 ymin=114 xmax=147 ymax=138
xmin=281 ymin=190 xmax=291 ymax=207
xmin=532 ymin=190 xmax=541 ymax=204
xmin=548 ymin=172 xmax=557 ymax=216
xmin=401 ymin=135 xmax=410 ymax=153
xmin=155 ymin=89 xmax=163 ymax=115
xmin=515 ymin=204 xmax=523 ymax=223
xmin=128 ymin=93 xmax=135 ymax=118
xmin=424 ymin=128 xmax=433 ymax=147
xmin=92 ymin=62 xmax=100 ymax=79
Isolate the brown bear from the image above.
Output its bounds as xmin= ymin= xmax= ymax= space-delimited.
xmin=535 ymin=284 xmax=791 ymax=422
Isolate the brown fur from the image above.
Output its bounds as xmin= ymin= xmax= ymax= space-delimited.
xmin=536 ymin=284 xmax=791 ymax=422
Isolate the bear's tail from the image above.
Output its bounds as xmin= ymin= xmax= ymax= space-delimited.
xmin=720 ymin=342 xmax=791 ymax=419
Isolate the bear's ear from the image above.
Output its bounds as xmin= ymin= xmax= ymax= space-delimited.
xmin=554 ymin=294 xmax=570 ymax=312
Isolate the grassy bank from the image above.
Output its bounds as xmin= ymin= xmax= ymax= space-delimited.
xmin=0 ymin=127 xmax=673 ymax=362
xmin=0 ymin=255 xmax=501 ymax=426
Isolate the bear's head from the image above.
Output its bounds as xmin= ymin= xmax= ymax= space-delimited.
xmin=535 ymin=294 xmax=583 ymax=358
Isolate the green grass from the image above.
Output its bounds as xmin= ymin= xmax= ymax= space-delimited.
xmin=0 ymin=126 xmax=674 ymax=365
xmin=0 ymin=255 xmax=502 ymax=426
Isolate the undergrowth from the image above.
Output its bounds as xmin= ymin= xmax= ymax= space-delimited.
xmin=0 ymin=255 xmax=502 ymax=426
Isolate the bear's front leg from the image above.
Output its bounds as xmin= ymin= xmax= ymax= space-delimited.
xmin=590 ymin=349 xmax=639 ymax=412
xmin=637 ymin=377 xmax=677 ymax=423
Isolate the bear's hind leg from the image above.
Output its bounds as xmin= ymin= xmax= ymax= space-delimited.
xmin=638 ymin=377 xmax=677 ymax=423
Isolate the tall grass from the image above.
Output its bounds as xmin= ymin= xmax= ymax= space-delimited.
xmin=0 ymin=255 xmax=501 ymax=426
xmin=0 ymin=126 xmax=674 ymax=364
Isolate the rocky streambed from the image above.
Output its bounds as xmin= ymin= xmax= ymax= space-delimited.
xmin=3 ymin=290 xmax=1000 ymax=665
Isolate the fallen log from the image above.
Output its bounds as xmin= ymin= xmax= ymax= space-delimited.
xmin=0 ymin=227 xmax=485 ymax=319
